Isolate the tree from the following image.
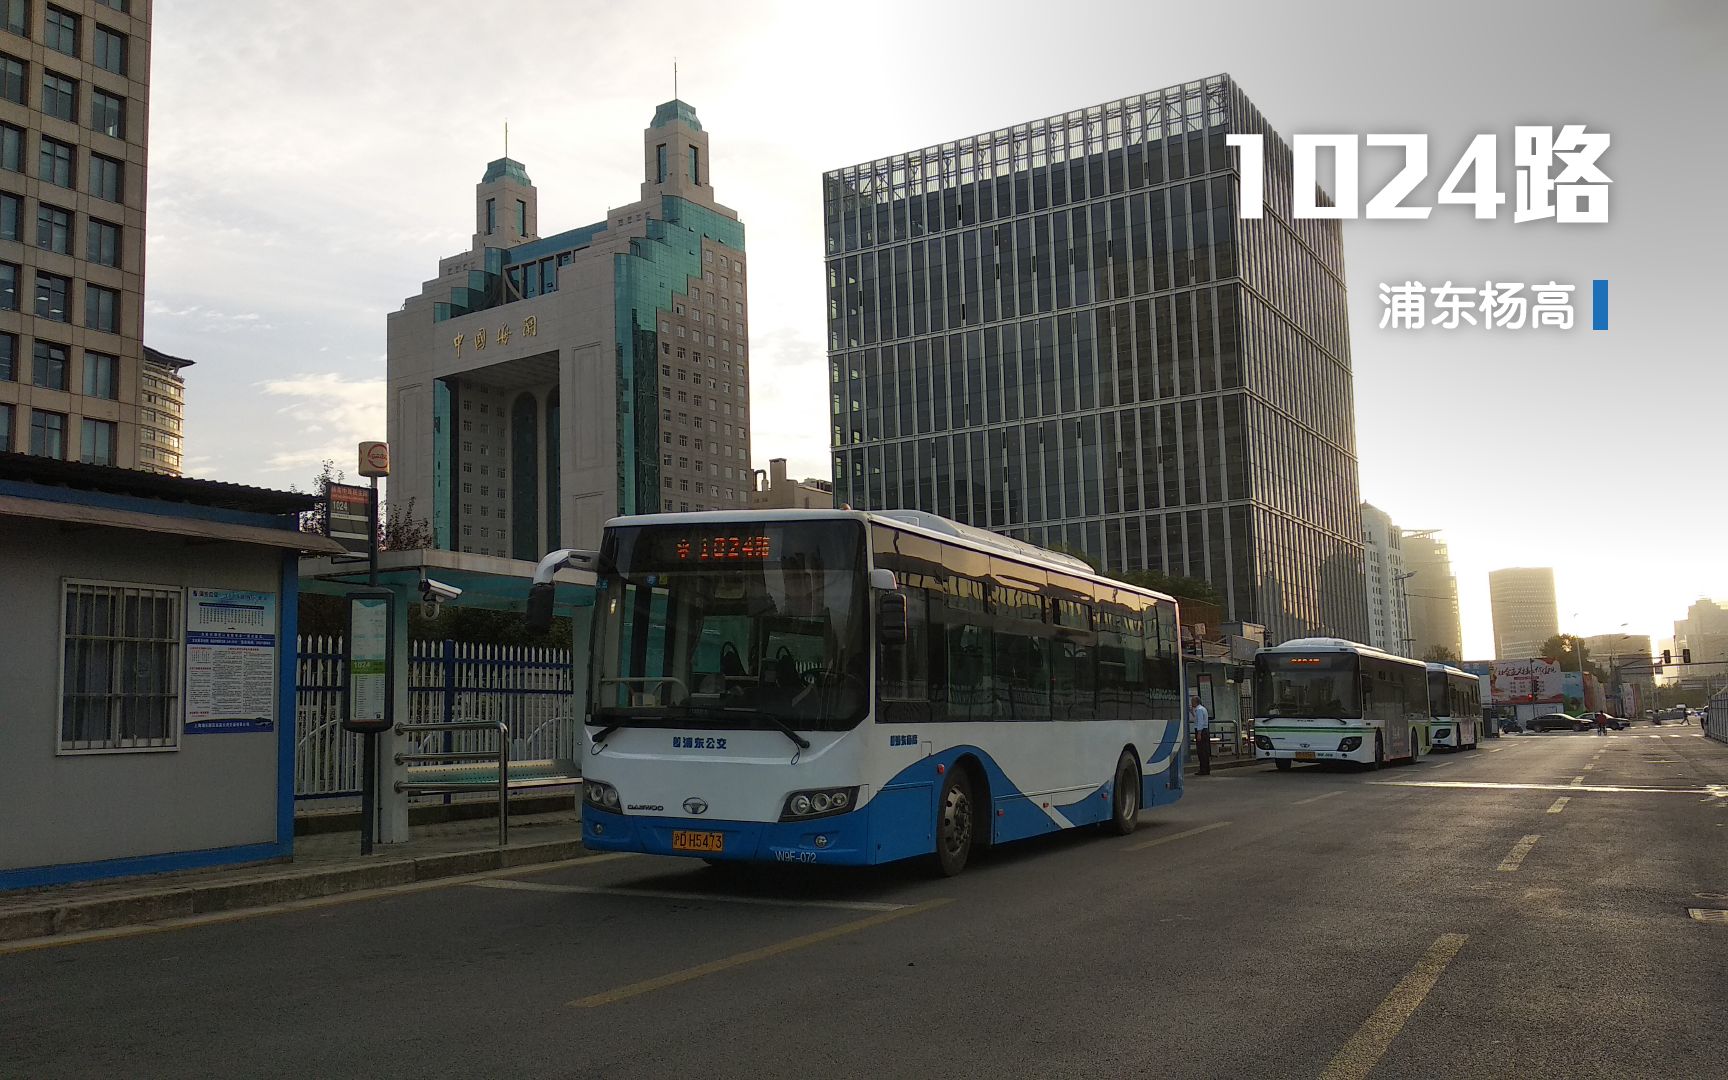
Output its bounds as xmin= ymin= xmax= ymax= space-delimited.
xmin=1423 ymin=644 xmax=1461 ymax=663
xmin=381 ymin=496 xmax=434 ymax=550
xmin=1117 ymin=569 xmax=1221 ymax=606
xmin=1539 ymin=634 xmax=1607 ymax=681
xmin=292 ymin=458 xmax=344 ymax=535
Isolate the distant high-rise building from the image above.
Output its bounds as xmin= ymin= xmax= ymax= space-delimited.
xmin=1489 ymin=567 xmax=1559 ymax=659
xmin=1360 ymin=503 xmax=1407 ymax=655
xmin=1582 ymin=632 xmax=1651 ymax=664
xmin=1674 ymin=599 xmax=1728 ymax=668
xmin=0 ymin=2 xmax=150 ymax=468
xmin=388 ymin=100 xmax=751 ymax=557
xmin=138 ymin=346 xmax=189 ymax=475
xmin=752 ymin=457 xmax=833 ymax=510
xmin=823 ymin=74 xmax=1365 ymax=644
xmin=1403 ymin=531 xmax=1463 ymax=659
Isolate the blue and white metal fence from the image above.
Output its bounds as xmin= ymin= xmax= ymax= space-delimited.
xmin=295 ymin=636 xmax=575 ymax=800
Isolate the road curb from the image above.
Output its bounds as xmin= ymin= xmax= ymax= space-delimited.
xmin=0 ymin=838 xmax=590 ymax=945
xmin=1186 ymin=755 xmax=1262 ymax=776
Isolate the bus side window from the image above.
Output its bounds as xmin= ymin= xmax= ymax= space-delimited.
xmin=880 ymin=589 xmax=929 ymax=712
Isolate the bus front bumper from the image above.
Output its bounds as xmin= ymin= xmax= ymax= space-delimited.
xmin=583 ymin=806 xmax=874 ymax=866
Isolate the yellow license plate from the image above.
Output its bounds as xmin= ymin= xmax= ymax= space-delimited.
xmin=1295 ymin=752 xmax=1317 ymax=761
xmin=672 ymin=830 xmax=725 ymax=853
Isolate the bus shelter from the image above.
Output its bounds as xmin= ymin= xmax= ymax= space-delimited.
xmin=297 ymin=549 xmax=595 ymax=844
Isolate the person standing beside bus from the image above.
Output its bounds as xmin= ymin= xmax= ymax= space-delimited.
xmin=1191 ymin=696 xmax=1211 ymax=776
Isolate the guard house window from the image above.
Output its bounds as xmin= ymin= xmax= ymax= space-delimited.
xmin=60 ymin=581 xmax=184 ymax=752
xmin=93 ymin=25 xmax=126 ymax=75
xmin=90 ymin=88 xmax=123 ymax=139
xmin=79 ymin=417 xmax=113 ymax=464
xmin=656 ymin=142 xmax=667 ymax=183
xmin=43 ymin=6 xmax=76 ymax=56
xmin=2 ymin=1 xmax=25 ymax=37
xmin=41 ymin=71 xmax=75 ymax=121
xmin=34 ymin=270 xmax=67 ymax=320
xmin=30 ymin=406 xmax=64 ymax=457
xmin=0 ymin=53 xmax=21 ymax=105
xmin=688 ymin=145 xmax=700 ymax=185
xmin=485 ymin=197 xmax=496 ymax=234
xmin=39 ymin=135 xmax=73 ymax=187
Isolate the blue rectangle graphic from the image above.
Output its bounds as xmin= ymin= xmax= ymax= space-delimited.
xmin=1592 ymin=279 xmax=1608 ymax=330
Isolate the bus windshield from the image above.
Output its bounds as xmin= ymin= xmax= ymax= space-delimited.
xmin=1428 ymin=672 xmax=1451 ymax=717
xmin=591 ymin=520 xmax=869 ymax=732
xmin=1254 ymin=653 xmax=1361 ymax=719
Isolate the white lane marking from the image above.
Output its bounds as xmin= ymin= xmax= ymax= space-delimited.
xmin=1426 ymin=761 xmax=1454 ymax=769
xmin=1371 ymin=780 xmax=1725 ymax=795
xmin=1129 ymin=820 xmax=1232 ymax=851
xmin=1485 ymin=747 xmax=1505 ymax=753
xmin=1547 ymin=797 xmax=1570 ymax=814
xmin=1293 ymin=791 xmax=1343 ymax=806
xmin=1571 ymin=776 xmax=1585 ymax=785
xmin=1498 ymin=834 xmax=1541 ymax=871
xmin=1583 ymin=764 xmax=1595 ymax=771
xmin=468 ymin=878 xmax=907 ymax=912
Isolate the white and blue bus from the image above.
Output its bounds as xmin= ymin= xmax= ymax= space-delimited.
xmin=531 ymin=509 xmax=1187 ymax=875
xmin=1425 ymin=663 xmax=1483 ymax=752
xmin=1252 ymin=638 xmax=1428 ymax=769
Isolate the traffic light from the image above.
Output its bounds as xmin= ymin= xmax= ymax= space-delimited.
xmin=1662 ymin=649 xmax=1672 ymax=664
xmin=1683 ymin=649 xmax=1692 ymax=665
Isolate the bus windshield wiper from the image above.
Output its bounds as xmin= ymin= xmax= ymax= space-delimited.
xmin=720 ymin=707 xmax=810 ymax=750
xmin=589 ymin=706 xmax=689 ymax=744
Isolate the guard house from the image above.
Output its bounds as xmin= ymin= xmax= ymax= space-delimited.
xmin=0 ymin=453 xmax=343 ymax=890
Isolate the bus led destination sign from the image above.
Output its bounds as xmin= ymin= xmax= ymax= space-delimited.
xmin=676 ymin=535 xmax=773 ymax=562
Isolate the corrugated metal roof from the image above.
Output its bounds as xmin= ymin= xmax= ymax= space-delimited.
xmin=0 ymin=452 xmax=316 ymax=515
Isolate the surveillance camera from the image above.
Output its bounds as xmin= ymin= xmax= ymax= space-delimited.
xmin=420 ymin=578 xmax=463 ymax=603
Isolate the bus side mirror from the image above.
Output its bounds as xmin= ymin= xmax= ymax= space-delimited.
xmin=525 ymin=581 xmax=556 ymax=635
xmin=878 ymin=592 xmax=908 ymax=646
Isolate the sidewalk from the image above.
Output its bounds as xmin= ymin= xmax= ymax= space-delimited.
xmin=0 ymin=810 xmax=588 ymax=946
xmin=3 ymin=753 xmax=1259 ymax=946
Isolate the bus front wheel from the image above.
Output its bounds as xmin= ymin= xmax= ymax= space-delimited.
xmin=1105 ymin=751 xmax=1140 ymax=835
xmin=1372 ymin=734 xmax=1385 ymax=770
xmin=931 ymin=771 xmax=975 ymax=877
xmin=1274 ymin=759 xmax=1293 ymax=772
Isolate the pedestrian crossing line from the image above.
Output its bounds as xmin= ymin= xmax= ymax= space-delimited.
xmin=1498 ymin=835 xmax=1541 ymax=871
xmin=1547 ymin=797 xmax=1570 ymax=814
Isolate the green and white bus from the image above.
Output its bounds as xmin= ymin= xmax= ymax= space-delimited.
xmin=1425 ymin=663 xmax=1483 ymax=751
xmin=1252 ymin=638 xmax=1428 ymax=770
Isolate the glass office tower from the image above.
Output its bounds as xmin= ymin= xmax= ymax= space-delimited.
xmin=824 ymin=74 xmax=1366 ymax=644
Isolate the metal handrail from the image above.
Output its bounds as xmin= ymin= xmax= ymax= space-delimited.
xmin=393 ymin=719 xmax=510 ymax=846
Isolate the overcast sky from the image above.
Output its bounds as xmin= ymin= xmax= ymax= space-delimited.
xmin=143 ymin=0 xmax=1726 ymax=658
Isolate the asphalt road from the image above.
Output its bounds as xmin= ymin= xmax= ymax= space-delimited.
xmin=3 ymin=728 xmax=1724 ymax=1079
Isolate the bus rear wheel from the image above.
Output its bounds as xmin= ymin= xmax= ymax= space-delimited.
xmin=1105 ymin=751 xmax=1140 ymax=835
xmin=931 ymin=771 xmax=975 ymax=877
xmin=1371 ymin=734 xmax=1385 ymax=770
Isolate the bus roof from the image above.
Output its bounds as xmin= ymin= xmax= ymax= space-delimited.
xmin=601 ymin=508 xmax=1177 ymax=604
xmin=1262 ymin=637 xmax=1426 ymax=667
xmin=1425 ymin=662 xmax=1479 ymax=680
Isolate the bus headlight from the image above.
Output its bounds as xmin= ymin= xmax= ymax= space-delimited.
xmin=1338 ymin=737 xmax=1362 ymax=752
xmin=780 ymin=787 xmax=860 ymax=822
xmin=1255 ymin=735 xmax=1274 ymax=750
xmin=1434 ymin=727 xmax=1451 ymax=740
xmin=584 ymin=780 xmax=622 ymax=812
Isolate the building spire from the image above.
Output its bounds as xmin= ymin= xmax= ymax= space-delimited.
xmin=504 ymin=118 xmax=509 ymax=158
xmin=673 ymin=58 xmax=678 ymax=100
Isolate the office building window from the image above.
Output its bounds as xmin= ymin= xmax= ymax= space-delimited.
xmin=87 ymin=216 xmax=119 ymax=266
xmin=89 ymin=152 xmax=120 ymax=201
xmin=516 ymin=199 xmax=525 ymax=234
xmin=688 ymin=145 xmax=701 ymax=185
xmin=80 ymin=417 xmax=114 ymax=465
xmin=30 ymin=407 xmax=63 ymax=457
xmin=82 ymin=349 xmax=115 ymax=398
xmin=0 ymin=402 xmax=10 ymax=452
xmin=36 ymin=201 xmax=69 ymax=253
xmin=0 ymin=52 xmax=21 ymax=105
xmin=96 ymin=0 xmax=125 ymax=11
xmin=43 ymin=5 xmax=76 ymax=55
xmin=2 ymin=1 xmax=25 ymax=37
xmin=34 ymin=270 xmax=67 ymax=320
xmin=60 ymin=580 xmax=183 ymax=752
xmin=32 ymin=339 xmax=66 ymax=389
xmin=0 ymin=331 xmax=13 ymax=380
xmin=39 ymin=136 xmax=72 ymax=187
xmin=41 ymin=71 xmax=75 ymax=121
xmin=90 ymin=88 xmax=123 ymax=138
xmin=0 ymin=190 xmax=18 ymax=241
xmin=93 ymin=25 xmax=125 ymax=75
xmin=656 ymin=142 xmax=667 ymax=183
xmin=0 ymin=260 xmax=14 ymax=309
xmin=0 ymin=122 xmax=18 ymax=171
xmin=85 ymin=282 xmax=116 ymax=332
xmin=485 ymin=197 xmax=495 ymax=234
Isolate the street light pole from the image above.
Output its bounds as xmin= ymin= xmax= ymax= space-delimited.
xmin=1393 ymin=570 xmax=1417 ymax=658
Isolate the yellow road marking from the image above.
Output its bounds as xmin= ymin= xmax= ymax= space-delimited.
xmin=1128 ymin=820 xmax=1232 ymax=851
xmin=1688 ymin=909 xmax=1728 ymax=925
xmin=569 ymin=897 xmax=953 ymax=1008
xmin=1547 ymin=797 xmax=1570 ymax=814
xmin=470 ymin=878 xmax=905 ymax=912
xmin=1293 ymin=792 xmax=1343 ymax=806
xmin=1498 ymin=835 xmax=1541 ymax=871
xmin=1318 ymin=933 xmax=1467 ymax=1080
xmin=0 ymin=853 xmax=632 ymax=957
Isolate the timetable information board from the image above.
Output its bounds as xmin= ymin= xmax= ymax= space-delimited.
xmin=185 ymin=588 xmax=278 ymax=734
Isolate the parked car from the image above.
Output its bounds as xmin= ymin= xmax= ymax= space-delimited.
xmin=1525 ymin=712 xmax=1581 ymax=733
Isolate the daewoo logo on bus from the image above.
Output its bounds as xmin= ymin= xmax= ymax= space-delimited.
xmin=625 ymin=803 xmax=664 ymax=812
